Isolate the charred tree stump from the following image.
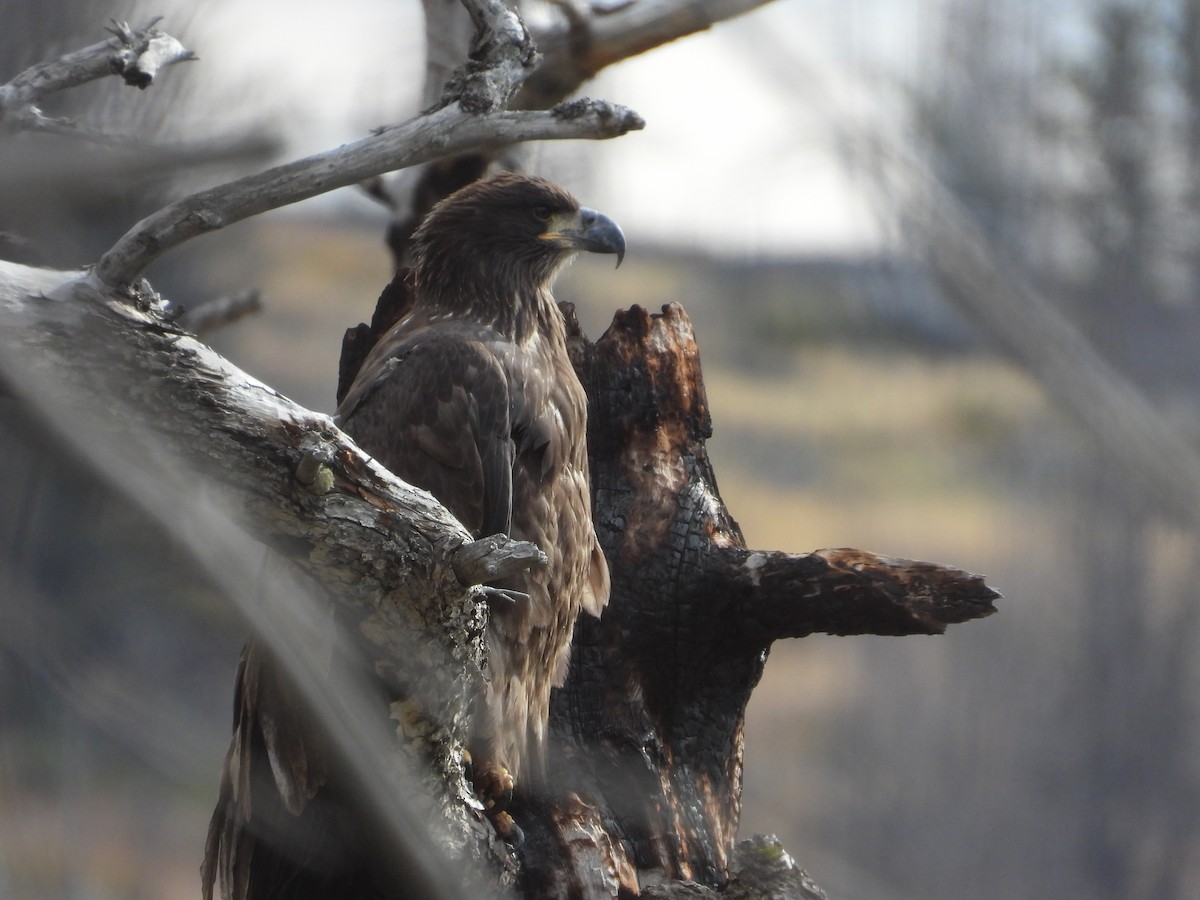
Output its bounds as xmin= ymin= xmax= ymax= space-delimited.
xmin=339 ymin=287 xmax=998 ymax=898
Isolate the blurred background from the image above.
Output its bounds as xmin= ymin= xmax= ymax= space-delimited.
xmin=3 ymin=0 xmax=1200 ymax=897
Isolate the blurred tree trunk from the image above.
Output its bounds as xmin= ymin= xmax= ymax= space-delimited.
xmin=907 ymin=2 xmax=1200 ymax=898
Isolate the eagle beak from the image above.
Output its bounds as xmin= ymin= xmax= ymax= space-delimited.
xmin=543 ymin=207 xmax=626 ymax=268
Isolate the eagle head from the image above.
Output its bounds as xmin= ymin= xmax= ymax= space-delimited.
xmin=411 ymin=173 xmax=625 ymax=314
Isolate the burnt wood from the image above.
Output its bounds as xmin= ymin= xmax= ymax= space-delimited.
xmin=334 ymin=293 xmax=998 ymax=898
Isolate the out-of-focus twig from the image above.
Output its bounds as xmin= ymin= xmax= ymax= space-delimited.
xmin=0 ymin=19 xmax=196 ymax=139
xmin=177 ymin=288 xmax=264 ymax=336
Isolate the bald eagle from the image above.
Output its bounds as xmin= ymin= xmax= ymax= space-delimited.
xmin=337 ymin=173 xmax=618 ymax=794
xmin=203 ymin=174 xmax=619 ymax=900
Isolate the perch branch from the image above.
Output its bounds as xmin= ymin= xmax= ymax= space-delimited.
xmin=712 ymin=547 xmax=1000 ymax=644
xmin=0 ymin=261 xmax=536 ymax=891
xmin=0 ymin=19 xmax=195 ymax=135
xmin=93 ymin=100 xmax=643 ymax=291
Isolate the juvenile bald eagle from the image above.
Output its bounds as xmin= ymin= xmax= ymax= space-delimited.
xmin=337 ymin=173 xmax=617 ymax=794
xmin=202 ymin=174 xmax=619 ymax=900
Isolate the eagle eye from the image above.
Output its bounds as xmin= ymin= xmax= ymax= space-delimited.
xmin=533 ymin=205 xmax=552 ymax=222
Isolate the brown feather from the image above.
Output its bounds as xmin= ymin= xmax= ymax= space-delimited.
xmin=203 ymin=173 xmax=616 ymax=898
xmin=338 ymin=173 xmax=612 ymax=785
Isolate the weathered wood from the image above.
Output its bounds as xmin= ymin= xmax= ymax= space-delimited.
xmin=332 ymin=284 xmax=998 ymax=897
xmin=507 ymin=302 xmax=998 ymax=897
xmin=0 ymin=263 xmax=527 ymax=898
xmin=0 ymin=18 xmax=195 ymax=138
xmin=92 ymin=99 xmax=643 ymax=291
xmin=521 ymin=0 xmax=780 ymax=110
xmin=377 ymin=0 xmax=782 ymax=269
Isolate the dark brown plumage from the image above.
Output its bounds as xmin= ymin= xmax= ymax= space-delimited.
xmin=338 ymin=173 xmax=616 ymax=789
xmin=202 ymin=173 xmax=619 ymax=900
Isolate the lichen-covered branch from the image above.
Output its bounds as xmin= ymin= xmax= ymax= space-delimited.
xmin=0 ymin=262 xmax=534 ymax=895
xmin=441 ymin=0 xmax=540 ymax=112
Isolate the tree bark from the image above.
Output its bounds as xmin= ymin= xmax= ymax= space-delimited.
xmin=519 ymin=302 xmax=995 ymax=897
xmin=336 ymin=276 xmax=999 ymax=897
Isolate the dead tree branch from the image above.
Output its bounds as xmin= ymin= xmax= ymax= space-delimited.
xmin=88 ymin=1 xmax=643 ymax=293
xmin=93 ymin=100 xmax=642 ymax=292
xmin=0 ymin=19 xmax=195 ymax=138
xmin=523 ymin=0 xmax=779 ymax=108
xmin=442 ymin=0 xmax=541 ymax=111
xmin=379 ymin=0 xmax=780 ymax=267
xmin=710 ymin=547 xmax=999 ymax=642
xmin=177 ymin=288 xmax=263 ymax=335
xmin=0 ymin=260 xmax=534 ymax=894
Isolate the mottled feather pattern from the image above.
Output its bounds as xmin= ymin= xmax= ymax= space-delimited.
xmin=203 ymin=174 xmax=618 ymax=899
xmin=337 ymin=174 xmax=613 ymax=786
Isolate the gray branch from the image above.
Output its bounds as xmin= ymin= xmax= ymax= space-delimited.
xmin=0 ymin=19 xmax=195 ymax=136
xmin=92 ymin=100 xmax=643 ymax=291
xmin=442 ymin=0 xmax=540 ymax=112
xmin=523 ymin=0 xmax=779 ymax=107
xmin=177 ymin=288 xmax=263 ymax=336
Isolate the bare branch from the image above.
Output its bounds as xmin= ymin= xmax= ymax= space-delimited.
xmin=93 ymin=100 xmax=644 ymax=291
xmin=0 ymin=20 xmax=195 ymax=134
xmin=374 ymin=0 xmax=778 ymax=268
xmin=108 ymin=20 xmax=197 ymax=89
xmin=0 ymin=262 xmax=514 ymax=891
xmin=523 ymin=0 xmax=779 ymax=107
xmin=177 ymin=288 xmax=263 ymax=335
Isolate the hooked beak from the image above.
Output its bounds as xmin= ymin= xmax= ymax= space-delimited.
xmin=541 ymin=207 xmax=626 ymax=267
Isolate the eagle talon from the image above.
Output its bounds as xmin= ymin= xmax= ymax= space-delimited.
xmin=473 ymin=762 xmax=515 ymax=813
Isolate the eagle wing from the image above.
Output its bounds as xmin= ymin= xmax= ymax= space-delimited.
xmin=337 ymin=324 xmax=514 ymax=540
